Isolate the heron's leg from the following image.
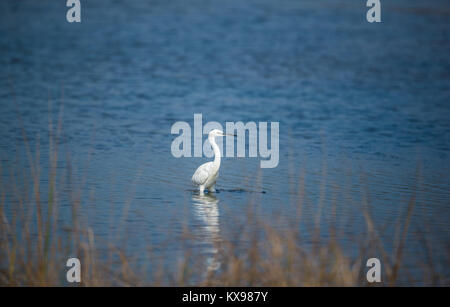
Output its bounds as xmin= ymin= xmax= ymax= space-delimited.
xmin=199 ymin=185 xmax=205 ymax=195
xmin=209 ymin=185 xmax=216 ymax=193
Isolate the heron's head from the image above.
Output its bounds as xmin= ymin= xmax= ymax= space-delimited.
xmin=208 ymin=129 xmax=235 ymax=138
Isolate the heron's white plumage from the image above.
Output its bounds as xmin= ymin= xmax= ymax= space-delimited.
xmin=192 ymin=129 xmax=232 ymax=194
xmin=192 ymin=162 xmax=214 ymax=186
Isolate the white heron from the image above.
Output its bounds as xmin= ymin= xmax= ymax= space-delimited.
xmin=192 ymin=129 xmax=235 ymax=194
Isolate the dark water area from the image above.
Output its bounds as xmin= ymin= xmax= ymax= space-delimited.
xmin=0 ymin=0 xmax=449 ymax=284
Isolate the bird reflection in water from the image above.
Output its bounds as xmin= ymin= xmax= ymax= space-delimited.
xmin=192 ymin=193 xmax=221 ymax=272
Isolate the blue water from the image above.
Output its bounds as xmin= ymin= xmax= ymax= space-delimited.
xmin=0 ymin=0 xmax=449 ymax=284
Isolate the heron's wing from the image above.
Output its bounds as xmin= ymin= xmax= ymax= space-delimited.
xmin=192 ymin=162 xmax=213 ymax=186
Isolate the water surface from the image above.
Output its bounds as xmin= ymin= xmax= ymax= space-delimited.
xmin=0 ymin=0 xmax=449 ymax=284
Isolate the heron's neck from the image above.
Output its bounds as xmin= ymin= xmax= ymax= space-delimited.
xmin=209 ymin=135 xmax=221 ymax=169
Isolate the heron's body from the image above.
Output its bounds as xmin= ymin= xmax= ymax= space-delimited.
xmin=192 ymin=161 xmax=219 ymax=192
xmin=192 ymin=129 xmax=232 ymax=194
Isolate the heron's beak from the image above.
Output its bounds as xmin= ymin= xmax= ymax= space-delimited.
xmin=224 ymin=133 xmax=236 ymax=137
